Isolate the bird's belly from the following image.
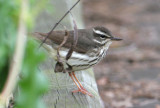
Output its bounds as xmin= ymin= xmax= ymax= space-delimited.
xmin=67 ymin=58 xmax=94 ymax=71
xmin=66 ymin=50 xmax=106 ymax=71
xmin=59 ymin=50 xmax=96 ymax=71
xmin=43 ymin=44 xmax=107 ymax=71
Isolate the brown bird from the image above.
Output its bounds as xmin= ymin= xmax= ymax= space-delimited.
xmin=33 ymin=26 xmax=122 ymax=97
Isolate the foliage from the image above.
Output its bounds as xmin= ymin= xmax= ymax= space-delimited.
xmin=0 ymin=0 xmax=20 ymax=92
xmin=0 ymin=0 xmax=50 ymax=108
xmin=15 ymin=40 xmax=48 ymax=108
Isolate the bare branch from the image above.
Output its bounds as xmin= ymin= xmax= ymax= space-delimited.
xmin=0 ymin=0 xmax=28 ymax=106
xmin=66 ymin=12 xmax=78 ymax=60
xmin=38 ymin=0 xmax=80 ymax=48
xmin=55 ymin=30 xmax=69 ymax=73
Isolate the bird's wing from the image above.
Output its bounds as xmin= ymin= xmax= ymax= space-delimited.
xmin=32 ymin=29 xmax=97 ymax=54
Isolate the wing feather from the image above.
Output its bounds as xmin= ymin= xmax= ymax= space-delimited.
xmin=32 ymin=29 xmax=98 ymax=54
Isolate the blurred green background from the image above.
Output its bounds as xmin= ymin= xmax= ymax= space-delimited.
xmin=0 ymin=0 xmax=48 ymax=108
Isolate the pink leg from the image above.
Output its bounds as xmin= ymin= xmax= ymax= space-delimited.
xmin=71 ymin=72 xmax=93 ymax=97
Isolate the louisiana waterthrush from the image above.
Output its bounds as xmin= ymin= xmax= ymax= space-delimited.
xmin=33 ymin=26 xmax=122 ymax=97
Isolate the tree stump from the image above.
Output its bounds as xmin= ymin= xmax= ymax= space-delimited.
xmin=35 ymin=0 xmax=104 ymax=107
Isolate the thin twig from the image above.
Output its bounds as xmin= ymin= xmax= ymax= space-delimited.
xmin=38 ymin=0 xmax=80 ymax=48
xmin=56 ymin=27 xmax=69 ymax=62
xmin=66 ymin=12 xmax=78 ymax=60
xmin=55 ymin=30 xmax=69 ymax=72
xmin=0 ymin=0 xmax=28 ymax=105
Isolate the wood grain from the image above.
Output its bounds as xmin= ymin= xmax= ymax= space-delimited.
xmin=35 ymin=0 xmax=104 ymax=107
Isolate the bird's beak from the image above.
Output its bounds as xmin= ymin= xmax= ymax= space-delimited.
xmin=110 ymin=37 xmax=122 ymax=41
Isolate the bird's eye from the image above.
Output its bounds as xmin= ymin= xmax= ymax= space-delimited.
xmin=100 ymin=34 xmax=107 ymax=39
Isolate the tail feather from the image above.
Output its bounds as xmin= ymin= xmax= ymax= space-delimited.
xmin=30 ymin=32 xmax=52 ymax=45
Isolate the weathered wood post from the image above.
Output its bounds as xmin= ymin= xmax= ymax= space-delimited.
xmin=34 ymin=0 xmax=104 ymax=107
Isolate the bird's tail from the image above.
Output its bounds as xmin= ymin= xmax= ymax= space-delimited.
xmin=29 ymin=32 xmax=53 ymax=45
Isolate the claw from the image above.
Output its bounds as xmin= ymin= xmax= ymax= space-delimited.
xmin=72 ymin=88 xmax=93 ymax=97
xmin=69 ymin=72 xmax=93 ymax=97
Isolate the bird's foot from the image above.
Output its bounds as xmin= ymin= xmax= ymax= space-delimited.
xmin=72 ymin=88 xmax=93 ymax=97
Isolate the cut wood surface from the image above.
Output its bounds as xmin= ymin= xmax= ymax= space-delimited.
xmin=35 ymin=0 xmax=104 ymax=108
xmin=39 ymin=58 xmax=103 ymax=108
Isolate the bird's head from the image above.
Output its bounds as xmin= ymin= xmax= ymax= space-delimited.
xmin=92 ymin=26 xmax=122 ymax=46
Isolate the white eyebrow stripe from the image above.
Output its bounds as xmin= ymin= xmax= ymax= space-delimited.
xmin=93 ymin=28 xmax=109 ymax=36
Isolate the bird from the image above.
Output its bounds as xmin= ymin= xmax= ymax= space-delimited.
xmin=32 ymin=26 xmax=122 ymax=97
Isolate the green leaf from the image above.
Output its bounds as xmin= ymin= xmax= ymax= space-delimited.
xmin=16 ymin=40 xmax=48 ymax=108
